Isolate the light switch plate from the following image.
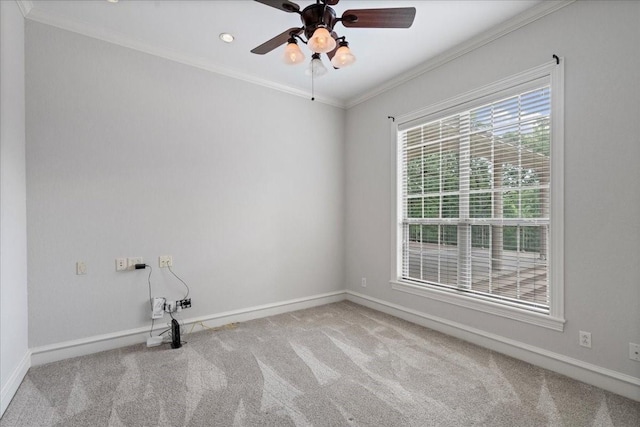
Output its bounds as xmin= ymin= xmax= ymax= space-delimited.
xmin=76 ymin=261 xmax=87 ymax=275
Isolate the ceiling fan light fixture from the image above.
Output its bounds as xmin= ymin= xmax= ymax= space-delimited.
xmin=308 ymin=27 xmax=337 ymax=54
xmin=283 ymin=40 xmax=305 ymax=65
xmin=330 ymin=43 xmax=356 ymax=68
xmin=306 ymin=53 xmax=328 ymax=77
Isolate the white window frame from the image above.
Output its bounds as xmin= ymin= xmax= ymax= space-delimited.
xmin=391 ymin=60 xmax=565 ymax=331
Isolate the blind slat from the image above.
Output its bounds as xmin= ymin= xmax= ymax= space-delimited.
xmin=399 ymin=83 xmax=551 ymax=312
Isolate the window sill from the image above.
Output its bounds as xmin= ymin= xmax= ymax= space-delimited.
xmin=390 ymin=279 xmax=565 ymax=331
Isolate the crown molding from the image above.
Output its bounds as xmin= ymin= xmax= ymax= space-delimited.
xmin=15 ymin=0 xmax=33 ymax=18
xmin=23 ymin=5 xmax=346 ymax=109
xmin=21 ymin=1 xmax=574 ymax=110
xmin=345 ymin=0 xmax=576 ymax=109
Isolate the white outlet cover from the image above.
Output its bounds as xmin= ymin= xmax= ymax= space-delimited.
xmin=76 ymin=261 xmax=87 ymax=275
xmin=116 ymin=258 xmax=127 ymax=271
xmin=127 ymin=257 xmax=143 ymax=269
xmin=579 ymin=331 xmax=592 ymax=348
xmin=159 ymin=255 xmax=173 ymax=268
xmin=630 ymin=343 xmax=640 ymax=361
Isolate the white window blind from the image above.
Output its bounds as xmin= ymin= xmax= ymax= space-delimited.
xmin=399 ymin=84 xmax=552 ymax=313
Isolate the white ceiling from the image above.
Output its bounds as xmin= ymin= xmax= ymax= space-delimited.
xmin=22 ymin=0 xmax=564 ymax=107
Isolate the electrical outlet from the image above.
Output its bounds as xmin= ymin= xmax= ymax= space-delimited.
xmin=164 ymin=301 xmax=175 ymax=313
xmin=127 ymin=257 xmax=143 ymax=270
xmin=630 ymin=343 xmax=640 ymax=362
xmin=361 ymin=277 xmax=367 ymax=287
xmin=116 ymin=258 xmax=127 ymax=271
xmin=579 ymin=331 xmax=592 ymax=348
xmin=159 ymin=255 xmax=173 ymax=268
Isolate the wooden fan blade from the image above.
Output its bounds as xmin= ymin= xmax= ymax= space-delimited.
xmin=341 ymin=8 xmax=416 ymax=28
xmin=254 ymin=0 xmax=300 ymax=13
xmin=251 ymin=27 xmax=303 ymax=55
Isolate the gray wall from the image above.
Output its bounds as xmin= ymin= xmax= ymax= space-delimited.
xmin=26 ymin=21 xmax=345 ymax=347
xmin=0 ymin=0 xmax=29 ymax=411
xmin=19 ymin=0 xmax=640 ymax=392
xmin=345 ymin=0 xmax=640 ymax=378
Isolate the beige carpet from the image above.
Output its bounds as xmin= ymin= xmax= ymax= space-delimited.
xmin=1 ymin=301 xmax=639 ymax=426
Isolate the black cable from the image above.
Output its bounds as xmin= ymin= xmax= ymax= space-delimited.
xmin=167 ymin=265 xmax=190 ymax=299
xmin=169 ymin=311 xmax=186 ymax=328
xmin=145 ymin=263 xmax=189 ymax=341
xmin=169 ymin=310 xmax=186 ymax=326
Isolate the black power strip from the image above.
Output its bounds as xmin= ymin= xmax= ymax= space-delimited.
xmin=162 ymin=298 xmax=191 ymax=313
xmin=176 ymin=298 xmax=191 ymax=309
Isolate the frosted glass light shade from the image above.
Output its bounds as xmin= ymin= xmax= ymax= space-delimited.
xmin=330 ymin=45 xmax=356 ymax=68
xmin=306 ymin=56 xmax=328 ymax=77
xmin=308 ymin=27 xmax=336 ymax=53
xmin=283 ymin=42 xmax=306 ymax=65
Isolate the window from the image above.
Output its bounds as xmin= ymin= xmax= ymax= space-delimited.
xmin=392 ymin=62 xmax=564 ymax=330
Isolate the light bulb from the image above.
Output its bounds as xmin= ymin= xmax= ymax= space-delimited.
xmin=330 ymin=45 xmax=356 ymax=68
xmin=283 ymin=42 xmax=305 ymax=65
xmin=308 ymin=27 xmax=336 ymax=54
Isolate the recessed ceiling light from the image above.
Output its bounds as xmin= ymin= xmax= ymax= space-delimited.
xmin=219 ymin=33 xmax=234 ymax=43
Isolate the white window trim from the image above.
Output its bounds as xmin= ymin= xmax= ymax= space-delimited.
xmin=390 ymin=60 xmax=565 ymax=331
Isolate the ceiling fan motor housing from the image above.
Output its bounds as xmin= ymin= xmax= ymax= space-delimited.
xmin=250 ymin=0 xmax=415 ymax=58
xmin=301 ymin=4 xmax=337 ymax=39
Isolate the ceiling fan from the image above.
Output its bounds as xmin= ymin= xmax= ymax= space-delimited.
xmin=251 ymin=0 xmax=416 ymax=73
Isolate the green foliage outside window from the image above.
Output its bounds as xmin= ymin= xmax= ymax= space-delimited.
xmin=405 ymin=116 xmax=549 ymax=253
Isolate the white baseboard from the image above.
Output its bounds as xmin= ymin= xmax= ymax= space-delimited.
xmin=346 ymin=291 xmax=640 ymax=402
xmin=31 ymin=290 xmax=346 ymax=366
xmin=1 ymin=349 xmax=31 ymax=417
xmin=23 ymin=289 xmax=640 ymax=403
